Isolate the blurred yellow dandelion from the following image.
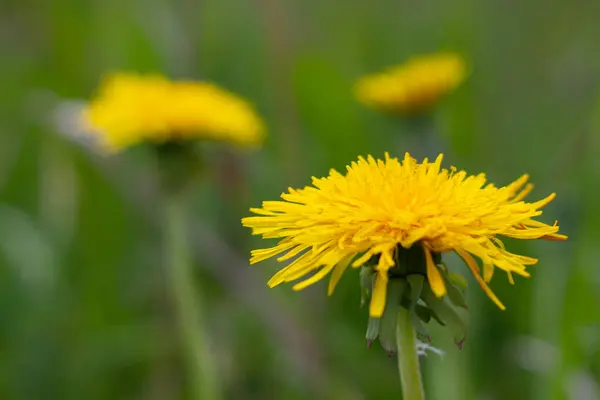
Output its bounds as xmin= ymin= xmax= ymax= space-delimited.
xmin=82 ymin=72 xmax=265 ymax=151
xmin=355 ymin=53 xmax=467 ymax=114
xmin=242 ymin=153 xmax=566 ymax=317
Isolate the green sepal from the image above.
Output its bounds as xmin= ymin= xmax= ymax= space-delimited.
xmin=429 ymin=308 xmax=446 ymax=326
xmin=378 ymin=279 xmax=407 ymax=353
xmin=359 ymin=266 xmax=374 ymax=307
xmin=406 ymin=274 xmax=424 ymax=311
xmin=415 ymin=304 xmax=432 ymax=323
xmin=437 ymin=261 xmax=448 ymax=273
xmin=412 ymin=314 xmax=430 ymax=342
xmin=365 ymin=317 xmax=380 ymax=346
xmin=440 ymin=270 xmax=468 ymax=309
xmin=422 ymin=284 xmax=468 ymax=345
xmin=449 ymin=272 xmax=468 ymax=292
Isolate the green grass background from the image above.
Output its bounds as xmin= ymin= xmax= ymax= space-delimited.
xmin=0 ymin=0 xmax=599 ymax=398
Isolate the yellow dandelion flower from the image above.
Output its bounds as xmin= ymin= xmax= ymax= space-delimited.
xmin=82 ymin=72 xmax=265 ymax=151
xmin=242 ymin=153 xmax=566 ymax=317
xmin=355 ymin=53 xmax=467 ymax=114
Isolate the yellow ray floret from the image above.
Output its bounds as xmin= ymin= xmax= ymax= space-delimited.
xmin=82 ymin=72 xmax=265 ymax=151
xmin=355 ymin=53 xmax=467 ymax=114
xmin=242 ymin=153 xmax=566 ymax=317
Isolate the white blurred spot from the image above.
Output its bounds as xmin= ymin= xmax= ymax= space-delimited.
xmin=0 ymin=205 xmax=58 ymax=294
xmin=417 ymin=341 xmax=445 ymax=358
xmin=566 ymin=369 xmax=600 ymax=400
xmin=510 ymin=335 xmax=559 ymax=373
xmin=52 ymin=99 xmax=104 ymax=151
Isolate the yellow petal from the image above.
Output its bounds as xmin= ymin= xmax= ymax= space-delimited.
xmin=267 ymin=251 xmax=320 ymax=287
xmin=456 ymin=249 xmax=506 ymax=310
xmin=351 ymin=249 xmax=376 ymax=268
xmin=327 ymin=255 xmax=354 ymax=295
xmin=511 ymin=183 xmax=533 ymax=202
xmin=483 ymin=263 xmax=494 ymax=282
xmin=542 ymin=232 xmax=568 ymax=241
xmin=424 ymin=247 xmax=446 ymax=297
xmin=506 ymin=271 xmax=515 ymax=285
xmin=369 ymin=271 xmax=388 ymax=317
xmin=292 ymin=263 xmax=338 ymax=291
xmin=249 ymin=241 xmax=295 ymax=264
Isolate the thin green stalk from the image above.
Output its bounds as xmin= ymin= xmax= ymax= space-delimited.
xmin=399 ymin=115 xmax=445 ymax=161
xmin=396 ymin=307 xmax=425 ymax=400
xmin=165 ymin=195 xmax=220 ymax=400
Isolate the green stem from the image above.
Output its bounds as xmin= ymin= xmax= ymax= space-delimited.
xmin=399 ymin=114 xmax=444 ymax=161
xmin=396 ymin=307 xmax=425 ymax=400
xmin=165 ymin=195 xmax=220 ymax=400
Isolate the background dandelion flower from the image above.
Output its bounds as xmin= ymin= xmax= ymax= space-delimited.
xmin=81 ymin=72 xmax=265 ymax=151
xmin=242 ymin=153 xmax=566 ymax=317
xmin=355 ymin=53 xmax=467 ymax=114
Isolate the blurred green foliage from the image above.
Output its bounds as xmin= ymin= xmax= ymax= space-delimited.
xmin=1 ymin=0 xmax=600 ymax=399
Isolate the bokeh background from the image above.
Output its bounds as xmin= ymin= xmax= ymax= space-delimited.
xmin=1 ymin=0 xmax=600 ymax=399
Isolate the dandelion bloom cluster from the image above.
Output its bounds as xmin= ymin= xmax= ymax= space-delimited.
xmin=355 ymin=53 xmax=467 ymax=114
xmin=82 ymin=73 xmax=265 ymax=151
xmin=242 ymin=153 xmax=566 ymax=317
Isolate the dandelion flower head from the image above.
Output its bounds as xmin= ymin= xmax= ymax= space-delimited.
xmin=242 ymin=153 xmax=566 ymax=317
xmin=355 ymin=53 xmax=467 ymax=114
xmin=82 ymin=72 xmax=265 ymax=151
